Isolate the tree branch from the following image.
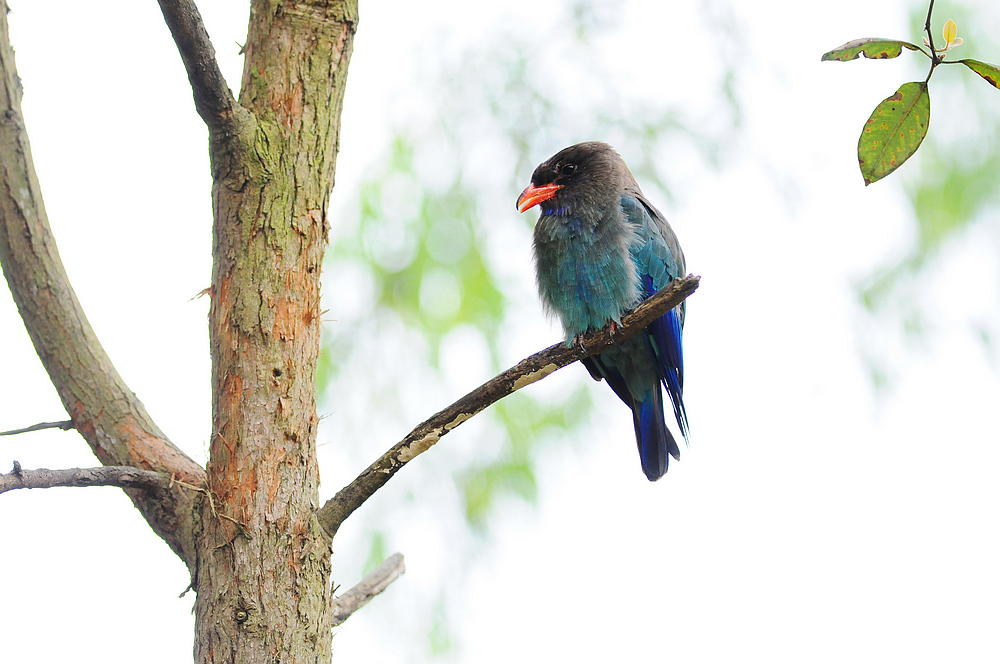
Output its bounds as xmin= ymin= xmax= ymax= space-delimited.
xmin=316 ymin=275 xmax=700 ymax=536
xmin=924 ymin=0 xmax=938 ymax=59
xmin=0 ymin=461 xmax=171 ymax=495
xmin=923 ymin=0 xmax=942 ymax=81
xmin=0 ymin=420 xmax=74 ymax=436
xmin=331 ymin=553 xmax=406 ymax=627
xmin=156 ymin=0 xmax=242 ymax=135
xmin=0 ymin=2 xmax=206 ymax=566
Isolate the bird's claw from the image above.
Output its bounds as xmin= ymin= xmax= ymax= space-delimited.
xmin=608 ymin=320 xmax=621 ymax=343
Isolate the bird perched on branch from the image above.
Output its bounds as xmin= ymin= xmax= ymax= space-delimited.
xmin=517 ymin=142 xmax=689 ymax=481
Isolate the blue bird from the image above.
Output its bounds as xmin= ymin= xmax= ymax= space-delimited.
xmin=516 ymin=142 xmax=689 ymax=481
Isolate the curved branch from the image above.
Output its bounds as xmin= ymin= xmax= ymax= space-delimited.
xmin=0 ymin=462 xmax=171 ymax=495
xmin=331 ymin=553 xmax=406 ymax=627
xmin=317 ymin=275 xmax=700 ymax=536
xmin=156 ymin=0 xmax=242 ymax=135
xmin=0 ymin=4 xmax=205 ymax=566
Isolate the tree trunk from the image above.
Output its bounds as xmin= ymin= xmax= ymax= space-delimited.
xmin=192 ymin=1 xmax=357 ymax=661
xmin=3 ymin=0 xmax=364 ymax=657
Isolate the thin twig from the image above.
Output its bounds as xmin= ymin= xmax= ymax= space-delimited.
xmin=0 ymin=420 xmax=74 ymax=436
xmin=331 ymin=553 xmax=406 ymax=627
xmin=923 ymin=0 xmax=941 ymax=82
xmin=316 ymin=275 xmax=700 ymax=537
xmin=156 ymin=0 xmax=242 ymax=134
xmin=0 ymin=463 xmax=171 ymax=495
xmin=924 ymin=0 xmax=938 ymax=60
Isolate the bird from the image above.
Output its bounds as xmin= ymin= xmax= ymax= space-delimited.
xmin=516 ymin=141 xmax=689 ymax=481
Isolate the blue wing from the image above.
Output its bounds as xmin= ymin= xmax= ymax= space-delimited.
xmin=578 ymin=193 xmax=688 ymax=481
xmin=621 ymin=193 xmax=690 ymax=444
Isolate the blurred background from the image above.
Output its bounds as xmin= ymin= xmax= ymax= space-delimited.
xmin=2 ymin=0 xmax=999 ymax=661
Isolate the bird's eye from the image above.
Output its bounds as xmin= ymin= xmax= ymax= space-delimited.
xmin=560 ymin=163 xmax=577 ymax=176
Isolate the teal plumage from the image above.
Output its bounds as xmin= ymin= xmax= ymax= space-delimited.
xmin=517 ymin=142 xmax=689 ymax=481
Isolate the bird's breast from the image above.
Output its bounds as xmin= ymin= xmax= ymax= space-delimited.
xmin=532 ymin=214 xmax=640 ymax=340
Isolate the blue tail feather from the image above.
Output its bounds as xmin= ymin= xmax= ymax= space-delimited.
xmin=633 ymin=389 xmax=680 ymax=482
xmin=642 ymin=276 xmax=689 ymax=445
xmin=662 ymin=365 xmax=689 ymax=443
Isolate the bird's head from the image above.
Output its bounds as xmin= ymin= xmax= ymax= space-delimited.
xmin=516 ymin=142 xmax=635 ymax=217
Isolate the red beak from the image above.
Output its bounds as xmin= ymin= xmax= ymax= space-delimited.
xmin=516 ymin=183 xmax=563 ymax=213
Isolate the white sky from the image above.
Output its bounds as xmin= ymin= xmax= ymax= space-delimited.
xmin=2 ymin=1 xmax=999 ymax=662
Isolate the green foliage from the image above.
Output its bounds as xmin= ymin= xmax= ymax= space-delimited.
xmin=349 ymin=137 xmax=505 ymax=369
xmin=957 ymin=58 xmax=1000 ymax=88
xmin=823 ymin=6 xmax=1000 ymax=185
xmin=428 ymin=598 xmax=454 ymax=656
xmin=860 ymin=135 xmax=1000 ymax=312
xmin=821 ymin=38 xmax=921 ymax=61
xmin=909 ymin=148 xmax=1000 ymax=253
xmin=855 ymin=2 xmax=1000 ymax=390
xmin=858 ymin=82 xmax=930 ymax=186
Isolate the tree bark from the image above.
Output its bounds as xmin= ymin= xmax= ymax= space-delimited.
xmin=191 ymin=2 xmax=358 ymax=662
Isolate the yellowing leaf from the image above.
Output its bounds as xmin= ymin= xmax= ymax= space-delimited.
xmin=958 ymin=59 xmax=1000 ymax=89
xmin=821 ymin=38 xmax=921 ymax=62
xmin=943 ymin=19 xmax=958 ymax=45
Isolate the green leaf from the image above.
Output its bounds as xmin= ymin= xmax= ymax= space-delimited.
xmin=858 ymin=82 xmax=930 ymax=186
xmin=956 ymin=58 xmax=1000 ymax=90
xmin=822 ymin=38 xmax=922 ymax=62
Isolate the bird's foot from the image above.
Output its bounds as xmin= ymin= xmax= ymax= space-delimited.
xmin=608 ymin=319 xmax=621 ymax=343
xmin=572 ymin=333 xmax=587 ymax=352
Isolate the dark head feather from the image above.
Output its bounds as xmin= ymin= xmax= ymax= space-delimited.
xmin=529 ymin=142 xmax=640 ymax=217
